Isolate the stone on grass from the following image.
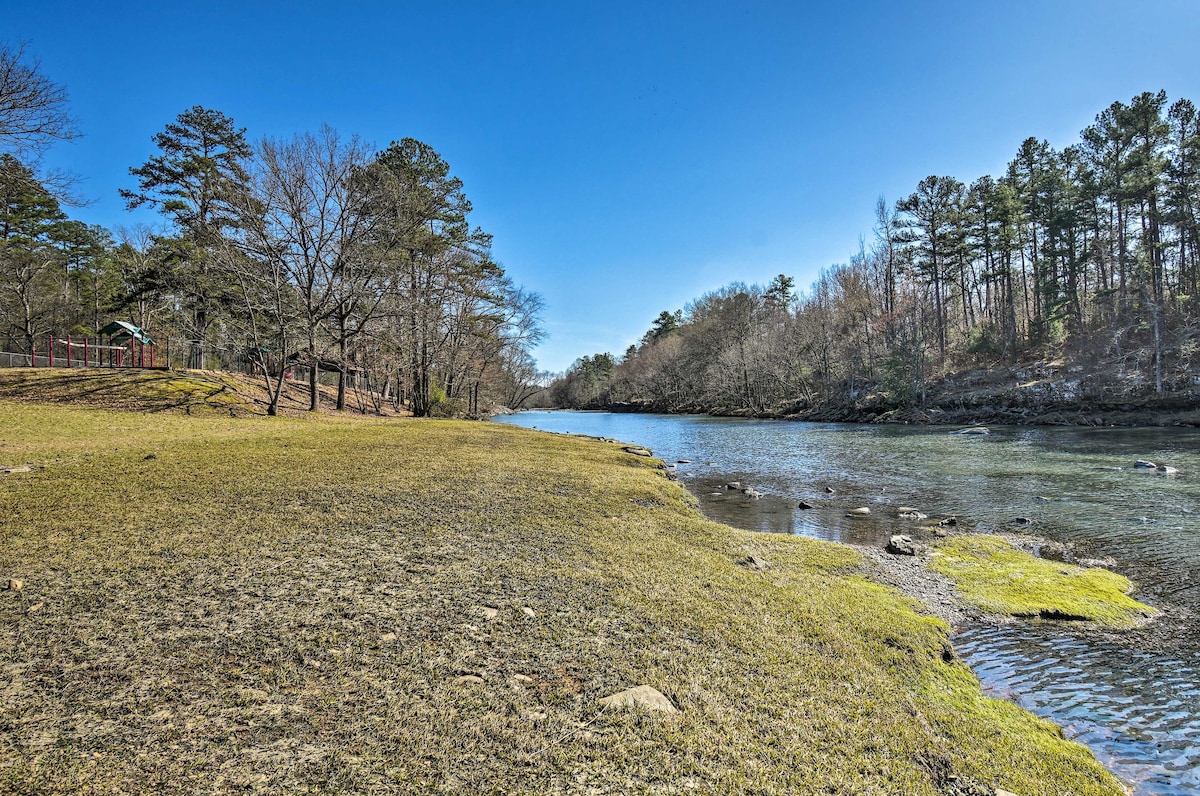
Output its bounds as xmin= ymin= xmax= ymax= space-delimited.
xmin=474 ymin=605 xmax=499 ymax=620
xmin=623 ymin=446 xmax=653 ymax=457
xmin=521 ymin=606 xmax=536 ymax=618
xmin=7 ymin=578 xmax=23 ymax=591
xmin=510 ymin=674 xmax=533 ymax=683
xmin=598 ymin=684 xmax=678 ymax=714
xmin=27 ymin=602 xmax=43 ymax=613
xmin=740 ymin=555 xmax=771 ymax=571
xmin=455 ymin=675 xmax=485 ymax=685
xmin=886 ymin=535 xmax=916 ymax=556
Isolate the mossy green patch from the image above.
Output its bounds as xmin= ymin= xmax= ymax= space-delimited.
xmin=0 ymin=396 xmax=1126 ymax=794
xmin=929 ymin=533 xmax=1156 ymax=628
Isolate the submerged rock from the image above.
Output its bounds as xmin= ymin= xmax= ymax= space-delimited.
xmin=1156 ymin=465 xmax=1179 ymax=475
xmin=796 ymin=500 xmax=815 ymax=510
xmin=951 ymin=427 xmax=990 ymax=435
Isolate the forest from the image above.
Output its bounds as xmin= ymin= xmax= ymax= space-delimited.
xmin=0 ymin=43 xmax=547 ymax=417
xmin=550 ymin=90 xmax=1200 ymax=419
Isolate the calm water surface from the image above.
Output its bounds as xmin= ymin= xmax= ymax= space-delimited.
xmin=494 ymin=411 xmax=1200 ymax=795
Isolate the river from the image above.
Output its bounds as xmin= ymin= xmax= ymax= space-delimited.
xmin=492 ymin=411 xmax=1200 ymax=796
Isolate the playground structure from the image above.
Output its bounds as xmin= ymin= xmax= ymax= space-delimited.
xmin=0 ymin=322 xmax=159 ymax=369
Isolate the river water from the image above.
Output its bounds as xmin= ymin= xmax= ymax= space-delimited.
xmin=493 ymin=411 xmax=1200 ymax=795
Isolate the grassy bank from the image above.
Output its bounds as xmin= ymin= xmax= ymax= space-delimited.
xmin=1 ymin=381 xmax=1126 ymax=793
xmin=929 ymin=535 xmax=1156 ymax=628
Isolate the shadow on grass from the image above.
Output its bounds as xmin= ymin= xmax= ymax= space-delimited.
xmin=0 ymin=368 xmax=253 ymax=415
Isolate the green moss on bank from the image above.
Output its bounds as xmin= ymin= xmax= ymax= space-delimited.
xmin=929 ymin=534 xmax=1155 ymax=628
xmin=0 ymin=398 xmax=1125 ymax=794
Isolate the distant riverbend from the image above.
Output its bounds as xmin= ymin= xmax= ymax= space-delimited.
xmin=495 ymin=410 xmax=1200 ymax=796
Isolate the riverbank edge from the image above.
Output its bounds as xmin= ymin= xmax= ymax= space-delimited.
xmin=0 ymin=397 xmax=1127 ymax=794
xmin=599 ymin=398 xmax=1200 ymax=428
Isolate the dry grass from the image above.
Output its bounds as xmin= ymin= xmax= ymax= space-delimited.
xmin=0 ymin=379 xmax=1126 ymax=794
xmin=0 ymin=367 xmax=404 ymax=418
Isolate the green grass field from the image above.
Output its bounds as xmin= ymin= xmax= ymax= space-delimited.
xmin=0 ymin=370 xmax=1127 ymax=794
xmin=929 ymin=534 xmax=1155 ymax=628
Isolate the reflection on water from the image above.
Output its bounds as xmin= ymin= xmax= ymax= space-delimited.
xmin=494 ymin=411 xmax=1200 ymax=795
xmin=957 ymin=626 xmax=1200 ymax=795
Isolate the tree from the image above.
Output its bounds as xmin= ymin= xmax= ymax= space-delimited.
xmin=0 ymin=154 xmax=68 ymax=351
xmin=896 ymin=175 xmax=965 ymax=359
xmin=231 ymin=126 xmax=378 ymax=413
xmin=123 ymin=106 xmax=251 ymax=367
xmin=0 ymin=41 xmax=78 ymax=157
xmin=372 ymin=138 xmax=489 ymax=416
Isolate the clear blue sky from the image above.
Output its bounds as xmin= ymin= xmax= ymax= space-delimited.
xmin=6 ymin=0 xmax=1199 ymax=372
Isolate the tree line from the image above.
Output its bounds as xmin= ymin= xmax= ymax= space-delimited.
xmin=551 ymin=90 xmax=1200 ymax=413
xmin=0 ymin=43 xmax=547 ymax=416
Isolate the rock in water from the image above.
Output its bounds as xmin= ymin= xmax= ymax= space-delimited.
xmin=952 ymin=427 xmax=990 ymax=435
xmin=796 ymin=501 xmax=815 ymax=510
xmin=847 ymin=507 xmax=871 ymax=515
xmin=598 ymin=685 xmax=678 ymax=714
xmin=1134 ymin=460 xmax=1157 ymax=469
xmin=725 ymin=482 xmax=741 ymax=490
xmin=741 ymin=488 xmax=763 ymax=498
xmin=1156 ymin=465 xmax=1179 ymax=475
xmin=886 ymin=535 xmax=917 ymax=556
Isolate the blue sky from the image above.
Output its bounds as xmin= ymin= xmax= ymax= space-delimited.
xmin=5 ymin=1 xmax=1199 ymax=372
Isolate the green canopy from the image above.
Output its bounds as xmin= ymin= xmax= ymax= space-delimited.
xmin=97 ymin=321 xmax=155 ymax=345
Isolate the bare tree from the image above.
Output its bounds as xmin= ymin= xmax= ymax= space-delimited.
xmin=0 ymin=41 xmax=79 ymax=157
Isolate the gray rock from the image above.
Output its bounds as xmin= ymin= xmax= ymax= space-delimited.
xmin=1134 ymin=459 xmax=1157 ymax=469
xmin=741 ymin=488 xmax=763 ymax=498
xmin=623 ymin=446 xmax=653 ymax=457
xmin=939 ymin=516 xmax=958 ymax=527
xmin=598 ymin=685 xmax=678 ymax=713
xmin=886 ymin=535 xmax=917 ymax=556
xmin=1011 ymin=517 xmax=1032 ymax=526
xmin=824 ymin=486 xmax=836 ymax=493
xmin=797 ymin=501 xmax=815 ymax=510
xmin=1156 ymin=465 xmax=1179 ymax=475
xmin=725 ymin=482 xmax=741 ymax=490
xmin=740 ymin=555 xmax=771 ymax=571
xmin=952 ymin=427 xmax=990 ymax=435
xmin=847 ymin=506 xmax=871 ymax=515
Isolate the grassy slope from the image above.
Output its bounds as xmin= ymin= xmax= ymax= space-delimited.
xmin=0 ymin=383 xmax=1125 ymax=794
xmin=930 ymin=535 xmax=1156 ymax=628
